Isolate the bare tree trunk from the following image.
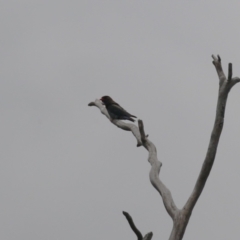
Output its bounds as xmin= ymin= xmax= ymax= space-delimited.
xmin=88 ymin=55 xmax=240 ymax=240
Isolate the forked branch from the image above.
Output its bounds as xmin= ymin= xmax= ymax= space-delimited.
xmin=184 ymin=55 xmax=240 ymax=213
xmin=122 ymin=211 xmax=153 ymax=239
xmin=167 ymin=55 xmax=240 ymax=240
xmin=122 ymin=211 xmax=143 ymax=240
xmin=89 ymin=55 xmax=239 ymax=240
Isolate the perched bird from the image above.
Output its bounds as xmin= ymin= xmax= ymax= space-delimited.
xmin=100 ymin=96 xmax=137 ymax=122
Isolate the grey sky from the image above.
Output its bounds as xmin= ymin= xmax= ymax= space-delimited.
xmin=1 ymin=1 xmax=240 ymax=239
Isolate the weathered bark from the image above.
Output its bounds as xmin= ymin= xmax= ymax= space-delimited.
xmin=87 ymin=105 xmax=178 ymax=219
xmin=138 ymin=120 xmax=179 ymax=219
xmin=88 ymin=55 xmax=239 ymax=240
xmin=168 ymin=55 xmax=240 ymax=240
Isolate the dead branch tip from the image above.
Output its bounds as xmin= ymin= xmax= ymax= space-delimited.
xmin=143 ymin=232 xmax=153 ymax=240
xmin=228 ymin=63 xmax=232 ymax=80
xmin=122 ymin=211 xmax=143 ymax=240
xmin=88 ymin=102 xmax=95 ymax=106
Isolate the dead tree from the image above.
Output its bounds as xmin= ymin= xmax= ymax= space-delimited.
xmin=88 ymin=55 xmax=240 ymax=240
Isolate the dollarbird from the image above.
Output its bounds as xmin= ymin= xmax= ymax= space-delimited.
xmin=100 ymin=96 xmax=137 ymax=122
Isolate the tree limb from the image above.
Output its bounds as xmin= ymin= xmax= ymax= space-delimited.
xmin=89 ymin=55 xmax=239 ymax=240
xmin=122 ymin=211 xmax=143 ymax=240
xmin=88 ymin=101 xmax=178 ymax=220
xmin=143 ymin=232 xmax=153 ymax=240
xmin=228 ymin=63 xmax=232 ymax=80
xmin=138 ymin=120 xmax=179 ymax=219
xmin=212 ymin=54 xmax=226 ymax=86
xmin=184 ymin=55 xmax=240 ymax=213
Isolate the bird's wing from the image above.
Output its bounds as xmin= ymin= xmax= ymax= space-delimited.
xmin=108 ymin=104 xmax=129 ymax=115
xmin=107 ymin=104 xmax=131 ymax=117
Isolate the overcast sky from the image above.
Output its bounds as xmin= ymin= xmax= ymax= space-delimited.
xmin=1 ymin=1 xmax=240 ymax=240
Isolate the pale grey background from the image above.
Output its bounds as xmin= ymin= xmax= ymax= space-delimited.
xmin=1 ymin=1 xmax=240 ymax=240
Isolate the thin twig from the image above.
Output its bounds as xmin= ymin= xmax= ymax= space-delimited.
xmin=228 ymin=63 xmax=232 ymax=80
xmin=122 ymin=211 xmax=143 ymax=240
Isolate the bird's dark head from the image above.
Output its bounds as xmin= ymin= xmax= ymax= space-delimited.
xmin=100 ymin=96 xmax=114 ymax=105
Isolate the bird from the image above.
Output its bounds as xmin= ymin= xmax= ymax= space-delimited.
xmin=100 ymin=96 xmax=137 ymax=122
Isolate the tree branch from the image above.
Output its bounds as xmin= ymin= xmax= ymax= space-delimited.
xmin=212 ymin=54 xmax=226 ymax=86
xmin=143 ymin=232 xmax=153 ymax=240
xmin=138 ymin=120 xmax=179 ymax=219
xmin=184 ymin=55 xmax=240 ymax=213
xmin=88 ymin=100 xmax=178 ymax=220
xmin=89 ymin=55 xmax=239 ymax=240
xmin=122 ymin=211 xmax=153 ymax=240
xmin=122 ymin=211 xmax=143 ymax=240
xmin=228 ymin=63 xmax=232 ymax=80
